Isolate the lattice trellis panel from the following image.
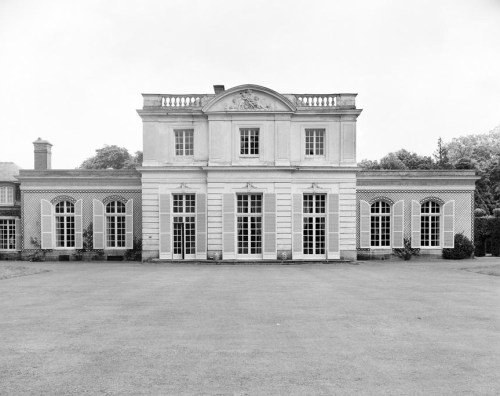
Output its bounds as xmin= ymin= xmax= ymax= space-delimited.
xmin=356 ymin=190 xmax=474 ymax=250
xmin=22 ymin=190 xmax=142 ymax=249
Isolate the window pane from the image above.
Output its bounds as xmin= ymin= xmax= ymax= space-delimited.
xmin=240 ymin=129 xmax=259 ymax=155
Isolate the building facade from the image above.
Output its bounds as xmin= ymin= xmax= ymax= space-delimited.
xmin=11 ymin=84 xmax=478 ymax=262
xmin=17 ymin=140 xmax=141 ymax=261
xmin=0 ymin=162 xmax=21 ymax=258
xmin=139 ymin=84 xmax=361 ymax=261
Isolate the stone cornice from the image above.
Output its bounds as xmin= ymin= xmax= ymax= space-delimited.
xmin=138 ymin=166 xmax=360 ymax=173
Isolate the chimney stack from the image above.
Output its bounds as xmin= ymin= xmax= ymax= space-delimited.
xmin=213 ymin=85 xmax=225 ymax=95
xmin=33 ymin=138 xmax=52 ymax=170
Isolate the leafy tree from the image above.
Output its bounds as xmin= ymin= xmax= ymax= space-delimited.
xmin=379 ymin=153 xmax=408 ymax=170
xmin=444 ymin=125 xmax=500 ymax=213
xmin=79 ymin=145 xmax=143 ymax=169
xmin=433 ymin=138 xmax=452 ymax=169
xmin=358 ymin=159 xmax=380 ymax=169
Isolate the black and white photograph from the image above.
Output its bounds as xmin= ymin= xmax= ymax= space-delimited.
xmin=1 ymin=0 xmax=499 ymax=394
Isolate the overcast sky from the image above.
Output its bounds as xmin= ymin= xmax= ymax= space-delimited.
xmin=1 ymin=0 xmax=499 ymax=169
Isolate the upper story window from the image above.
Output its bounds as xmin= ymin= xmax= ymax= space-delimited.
xmin=55 ymin=201 xmax=75 ymax=248
xmin=421 ymin=201 xmax=440 ymax=247
xmin=0 ymin=186 xmax=14 ymax=204
xmin=174 ymin=129 xmax=194 ymax=156
xmin=305 ymin=129 xmax=325 ymax=156
xmin=240 ymin=128 xmax=259 ymax=156
xmin=370 ymin=201 xmax=391 ymax=247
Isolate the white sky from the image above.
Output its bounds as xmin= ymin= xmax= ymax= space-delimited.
xmin=1 ymin=0 xmax=499 ymax=169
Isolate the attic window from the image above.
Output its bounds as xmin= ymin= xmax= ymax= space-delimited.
xmin=0 ymin=187 xmax=14 ymax=204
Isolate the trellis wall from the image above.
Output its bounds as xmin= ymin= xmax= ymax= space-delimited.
xmin=356 ymin=190 xmax=474 ymax=250
xmin=22 ymin=190 xmax=142 ymax=250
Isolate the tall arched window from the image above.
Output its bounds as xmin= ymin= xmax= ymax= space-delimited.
xmin=421 ymin=201 xmax=440 ymax=246
xmin=370 ymin=201 xmax=391 ymax=247
xmin=55 ymin=201 xmax=75 ymax=247
xmin=106 ymin=201 xmax=126 ymax=248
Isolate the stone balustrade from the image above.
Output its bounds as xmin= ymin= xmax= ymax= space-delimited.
xmin=142 ymin=94 xmax=212 ymax=109
xmin=142 ymin=92 xmax=356 ymax=109
xmin=291 ymin=93 xmax=357 ymax=108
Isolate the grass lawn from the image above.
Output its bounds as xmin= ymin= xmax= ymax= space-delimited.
xmin=1 ymin=258 xmax=499 ymax=396
xmin=0 ymin=265 xmax=50 ymax=280
xmin=461 ymin=262 xmax=500 ymax=277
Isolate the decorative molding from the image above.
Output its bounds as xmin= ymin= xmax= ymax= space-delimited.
xmin=225 ymin=90 xmax=273 ymax=111
xmin=357 ymin=190 xmax=473 ymax=194
xmin=50 ymin=195 xmax=76 ymax=204
xmin=102 ymin=195 xmax=129 ymax=205
xmin=340 ymin=115 xmax=357 ymax=122
xmin=419 ymin=196 xmax=445 ymax=205
xmin=243 ymin=182 xmax=258 ymax=192
xmin=23 ymin=190 xmax=141 ymax=194
xmin=368 ymin=196 xmax=395 ymax=205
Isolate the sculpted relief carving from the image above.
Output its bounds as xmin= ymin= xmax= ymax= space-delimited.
xmin=225 ymin=89 xmax=273 ymax=111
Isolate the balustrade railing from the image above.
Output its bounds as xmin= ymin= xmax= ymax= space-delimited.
xmin=161 ymin=95 xmax=206 ymax=107
xmin=295 ymin=94 xmax=338 ymax=107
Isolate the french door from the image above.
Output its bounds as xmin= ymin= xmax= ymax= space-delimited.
xmin=303 ymin=194 xmax=326 ymax=259
xmin=237 ymin=194 xmax=262 ymax=259
xmin=172 ymin=194 xmax=196 ymax=259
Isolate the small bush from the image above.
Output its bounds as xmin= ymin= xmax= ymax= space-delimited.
xmin=474 ymin=208 xmax=487 ymax=217
xmin=442 ymin=233 xmax=474 ymax=259
xmin=393 ymin=238 xmax=420 ymax=260
xmin=124 ymin=237 xmax=142 ymax=261
xmin=493 ymin=208 xmax=500 ymax=218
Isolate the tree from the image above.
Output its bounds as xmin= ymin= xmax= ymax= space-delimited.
xmin=433 ymin=137 xmax=452 ymax=169
xmin=443 ymin=125 xmax=500 ymax=214
xmin=379 ymin=153 xmax=408 ymax=170
xmin=79 ymin=145 xmax=143 ymax=169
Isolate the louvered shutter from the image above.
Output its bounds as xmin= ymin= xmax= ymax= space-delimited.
xmin=443 ymin=200 xmax=455 ymax=248
xmin=41 ymin=199 xmax=53 ymax=249
xmin=159 ymin=194 xmax=171 ymax=259
xmin=263 ymin=193 xmax=277 ymax=259
xmin=292 ymin=194 xmax=303 ymax=259
xmin=359 ymin=200 xmax=370 ymax=248
xmin=392 ymin=200 xmax=404 ymax=248
xmin=125 ymin=199 xmax=133 ymax=249
xmin=411 ymin=200 xmax=421 ymax=248
xmin=93 ymin=199 xmax=105 ymax=249
xmin=15 ymin=218 xmax=21 ymax=251
xmin=196 ymin=193 xmax=207 ymax=259
xmin=74 ymin=199 xmax=83 ymax=249
xmin=222 ymin=193 xmax=235 ymax=259
xmin=327 ymin=193 xmax=340 ymax=259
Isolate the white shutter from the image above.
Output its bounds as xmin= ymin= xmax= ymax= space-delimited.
xmin=15 ymin=218 xmax=21 ymax=251
xmin=411 ymin=200 xmax=421 ymax=248
xmin=74 ymin=199 xmax=83 ymax=249
xmin=359 ymin=200 xmax=370 ymax=248
xmin=392 ymin=200 xmax=404 ymax=248
xmin=41 ymin=199 xmax=53 ymax=249
xmin=327 ymin=193 xmax=340 ymax=259
xmin=93 ymin=199 xmax=105 ymax=249
xmin=443 ymin=200 xmax=455 ymax=248
xmin=196 ymin=193 xmax=207 ymax=259
xmin=292 ymin=194 xmax=303 ymax=259
xmin=222 ymin=193 xmax=235 ymax=259
xmin=125 ymin=199 xmax=133 ymax=249
xmin=263 ymin=193 xmax=277 ymax=260
xmin=159 ymin=194 xmax=171 ymax=259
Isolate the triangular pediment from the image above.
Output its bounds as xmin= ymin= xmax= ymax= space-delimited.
xmin=202 ymin=84 xmax=296 ymax=113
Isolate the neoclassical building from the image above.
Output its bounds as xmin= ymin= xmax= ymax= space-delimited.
xmin=11 ymin=84 xmax=477 ymax=261
xmin=137 ymin=84 xmax=477 ymax=261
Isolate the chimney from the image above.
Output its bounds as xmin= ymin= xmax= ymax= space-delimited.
xmin=213 ymin=85 xmax=225 ymax=95
xmin=33 ymin=138 xmax=52 ymax=170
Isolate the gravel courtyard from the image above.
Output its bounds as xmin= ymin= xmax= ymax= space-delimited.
xmin=1 ymin=258 xmax=499 ymax=396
